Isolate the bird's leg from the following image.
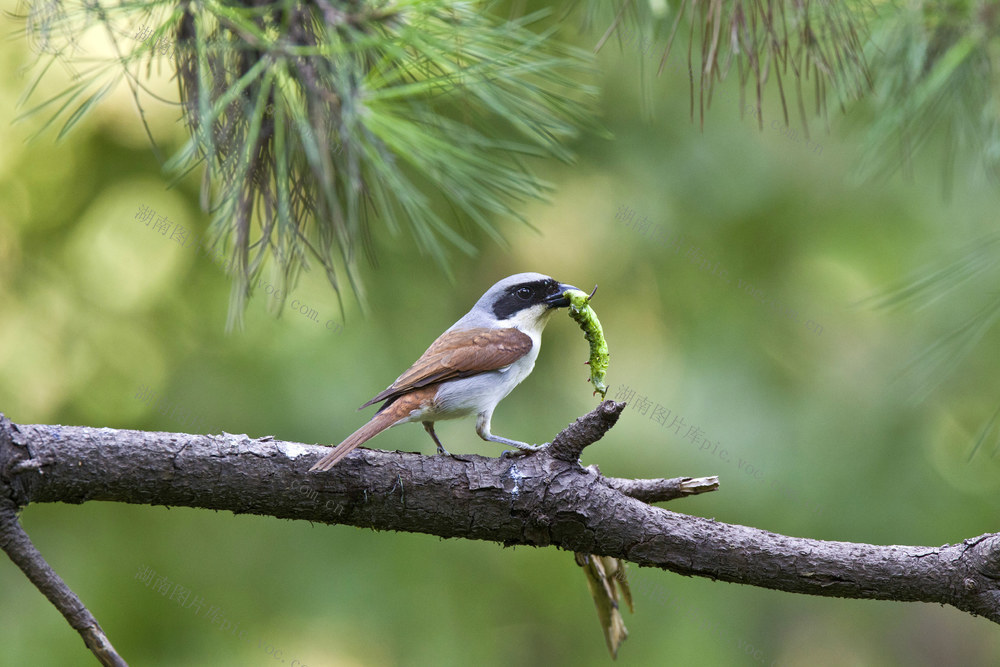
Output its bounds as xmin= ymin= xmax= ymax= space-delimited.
xmin=423 ymin=422 xmax=451 ymax=456
xmin=476 ymin=412 xmax=544 ymax=458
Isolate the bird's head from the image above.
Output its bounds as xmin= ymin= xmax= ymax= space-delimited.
xmin=458 ymin=272 xmax=579 ymax=333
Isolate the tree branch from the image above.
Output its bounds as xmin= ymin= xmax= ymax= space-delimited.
xmin=2 ymin=402 xmax=1000 ymax=665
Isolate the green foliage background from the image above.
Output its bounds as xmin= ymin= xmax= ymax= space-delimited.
xmin=3 ymin=1 xmax=1000 ymax=665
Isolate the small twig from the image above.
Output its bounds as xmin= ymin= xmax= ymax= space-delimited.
xmin=0 ymin=506 xmax=127 ymax=666
xmin=549 ymin=400 xmax=625 ymax=462
xmin=603 ymin=475 xmax=720 ymax=503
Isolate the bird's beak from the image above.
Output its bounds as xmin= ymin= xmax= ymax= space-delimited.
xmin=544 ymin=282 xmax=580 ymax=308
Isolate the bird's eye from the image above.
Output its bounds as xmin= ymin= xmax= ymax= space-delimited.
xmin=516 ymin=286 xmax=532 ymax=300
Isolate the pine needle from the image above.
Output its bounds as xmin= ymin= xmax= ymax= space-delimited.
xmin=14 ymin=0 xmax=600 ymax=329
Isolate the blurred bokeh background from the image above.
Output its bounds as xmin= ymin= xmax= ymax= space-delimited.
xmin=3 ymin=2 xmax=1000 ymax=665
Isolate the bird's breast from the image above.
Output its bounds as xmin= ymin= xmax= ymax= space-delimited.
xmin=423 ymin=345 xmax=539 ymax=419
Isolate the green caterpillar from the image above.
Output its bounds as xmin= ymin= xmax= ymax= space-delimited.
xmin=564 ymin=288 xmax=609 ymax=398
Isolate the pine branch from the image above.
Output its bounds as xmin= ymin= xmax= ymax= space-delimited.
xmin=3 ymin=404 xmax=1000 ymax=664
xmin=863 ymin=232 xmax=1000 ymax=455
xmin=592 ymin=0 xmax=873 ymax=131
xmin=13 ymin=0 xmax=600 ymax=328
xmin=860 ymin=0 xmax=1000 ymax=185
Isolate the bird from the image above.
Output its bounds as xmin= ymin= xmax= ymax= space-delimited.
xmin=309 ymin=272 xmax=579 ymax=471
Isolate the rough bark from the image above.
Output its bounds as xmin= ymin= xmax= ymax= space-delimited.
xmin=2 ymin=403 xmax=1000 ymax=664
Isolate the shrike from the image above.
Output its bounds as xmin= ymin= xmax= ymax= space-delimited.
xmin=310 ymin=272 xmax=578 ymax=471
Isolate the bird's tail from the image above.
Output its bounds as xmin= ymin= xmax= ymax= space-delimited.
xmin=309 ymin=410 xmax=401 ymax=472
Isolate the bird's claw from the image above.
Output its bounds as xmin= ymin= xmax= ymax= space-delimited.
xmin=499 ymin=442 xmax=548 ymax=460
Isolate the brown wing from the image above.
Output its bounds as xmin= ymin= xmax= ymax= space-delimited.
xmin=360 ymin=327 xmax=532 ymax=409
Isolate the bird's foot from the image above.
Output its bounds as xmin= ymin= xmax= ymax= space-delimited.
xmin=499 ymin=442 xmax=549 ymax=460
